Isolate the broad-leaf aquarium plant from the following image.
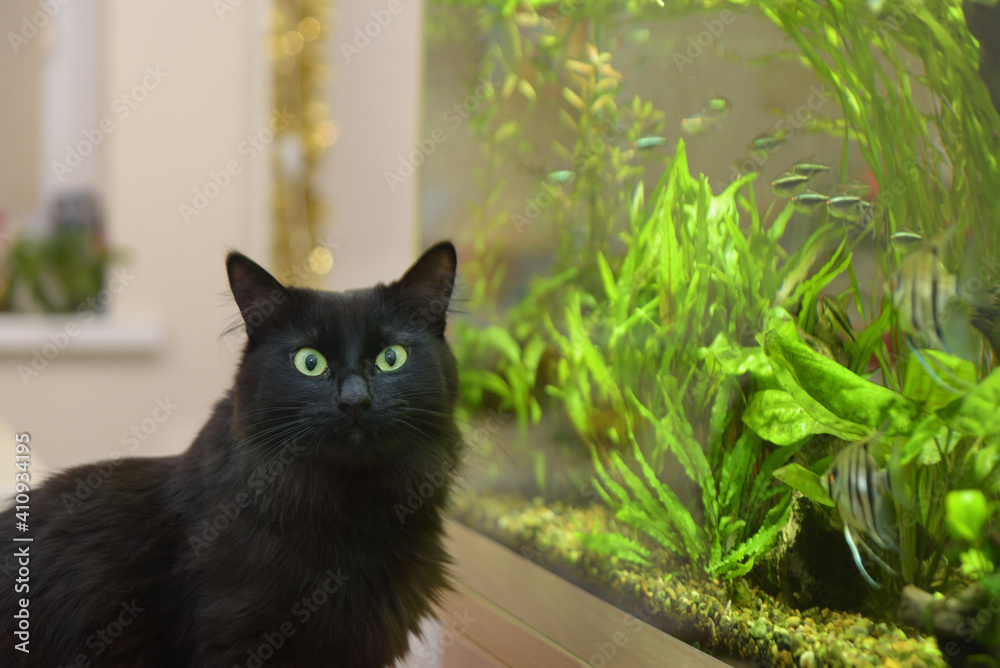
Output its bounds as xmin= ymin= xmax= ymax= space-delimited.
xmin=426 ymin=0 xmax=1000 ymax=665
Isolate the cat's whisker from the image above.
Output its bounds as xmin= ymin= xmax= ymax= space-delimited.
xmin=247 ymin=420 xmax=314 ymax=469
xmin=230 ymin=417 xmax=315 ymax=461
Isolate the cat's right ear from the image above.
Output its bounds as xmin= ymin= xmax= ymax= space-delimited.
xmin=226 ymin=252 xmax=290 ymax=334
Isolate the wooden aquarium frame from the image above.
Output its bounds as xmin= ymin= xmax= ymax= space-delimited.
xmin=436 ymin=518 xmax=730 ymax=668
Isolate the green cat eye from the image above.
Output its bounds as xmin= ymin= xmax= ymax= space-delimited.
xmin=293 ymin=347 xmax=327 ymax=376
xmin=375 ymin=345 xmax=407 ymax=372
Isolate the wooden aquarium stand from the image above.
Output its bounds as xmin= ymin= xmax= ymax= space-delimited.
xmin=436 ymin=518 xmax=730 ymax=668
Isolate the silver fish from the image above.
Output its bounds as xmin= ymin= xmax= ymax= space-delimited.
xmin=826 ymin=194 xmax=870 ymax=222
xmin=890 ymin=229 xmax=923 ymax=244
xmin=791 ymin=190 xmax=828 ymax=214
xmin=890 ymin=233 xmax=976 ymax=358
xmin=681 ymin=113 xmax=718 ymax=136
xmin=635 ymin=136 xmax=668 ymax=150
xmin=771 ymin=172 xmax=811 ymax=197
xmin=703 ymin=97 xmax=731 ymax=115
xmin=790 ymin=160 xmax=830 ymax=177
xmin=823 ymin=437 xmax=898 ymax=588
xmin=749 ymin=129 xmax=790 ymax=154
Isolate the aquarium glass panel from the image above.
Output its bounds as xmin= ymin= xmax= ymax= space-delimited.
xmin=421 ymin=2 xmax=1000 ymax=665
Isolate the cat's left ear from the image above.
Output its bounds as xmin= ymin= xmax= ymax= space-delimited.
xmin=227 ymin=252 xmax=291 ymax=335
xmin=396 ymin=242 xmax=457 ymax=336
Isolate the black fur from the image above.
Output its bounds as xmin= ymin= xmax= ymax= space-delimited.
xmin=0 ymin=242 xmax=462 ymax=666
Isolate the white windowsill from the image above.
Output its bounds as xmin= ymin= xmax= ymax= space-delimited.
xmin=0 ymin=313 xmax=165 ymax=357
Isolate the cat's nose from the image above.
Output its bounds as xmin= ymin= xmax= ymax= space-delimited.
xmin=338 ymin=375 xmax=371 ymax=420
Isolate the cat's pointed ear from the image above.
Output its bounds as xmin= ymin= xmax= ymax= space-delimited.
xmin=226 ymin=252 xmax=290 ymax=333
xmin=396 ymin=242 xmax=457 ymax=335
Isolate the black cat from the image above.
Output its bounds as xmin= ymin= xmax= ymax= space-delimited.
xmin=0 ymin=242 xmax=463 ymax=667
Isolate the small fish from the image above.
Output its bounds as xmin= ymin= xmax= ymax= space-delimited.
xmin=547 ymin=170 xmax=574 ymax=184
xmin=749 ymin=129 xmax=790 ymax=154
xmin=771 ymin=172 xmax=811 ymax=197
xmin=790 ymin=160 xmax=830 ymax=177
xmin=791 ymin=190 xmax=828 ymax=214
xmin=634 ymin=136 xmax=668 ymax=150
xmin=823 ymin=435 xmax=898 ymax=588
xmin=826 ymin=194 xmax=869 ymax=222
xmin=818 ymin=295 xmax=856 ymax=343
xmin=703 ymin=97 xmax=731 ymax=114
xmin=837 ymin=179 xmax=872 ymax=197
xmin=681 ymin=113 xmax=718 ymax=136
xmin=890 ymin=229 xmax=923 ymax=244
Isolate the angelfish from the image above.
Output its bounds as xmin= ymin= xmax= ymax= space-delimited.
xmin=822 ymin=437 xmax=899 ymax=588
xmin=890 ymin=232 xmax=979 ymax=360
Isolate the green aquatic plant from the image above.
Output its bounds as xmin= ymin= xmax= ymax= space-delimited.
xmin=758 ymin=0 xmax=1000 ymax=251
xmin=767 ymin=316 xmax=1000 ymax=590
xmin=431 ymin=0 xmax=1000 ymax=617
xmin=541 ymin=140 xmax=848 ymax=578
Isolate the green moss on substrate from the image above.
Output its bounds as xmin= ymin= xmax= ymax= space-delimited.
xmin=451 ymin=492 xmax=946 ymax=668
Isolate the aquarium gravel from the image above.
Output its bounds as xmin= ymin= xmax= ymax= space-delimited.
xmin=451 ymin=491 xmax=947 ymax=668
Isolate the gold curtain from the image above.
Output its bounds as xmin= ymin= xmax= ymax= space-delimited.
xmin=269 ymin=0 xmax=335 ymax=287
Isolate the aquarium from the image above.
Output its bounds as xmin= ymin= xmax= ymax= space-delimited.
xmin=421 ymin=1 xmax=1000 ymax=666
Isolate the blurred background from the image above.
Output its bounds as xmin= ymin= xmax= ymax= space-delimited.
xmin=3 ymin=0 xmax=998 ymax=665
xmin=0 ymin=0 xmax=845 ymax=482
xmin=0 ymin=0 xmax=425 ymax=476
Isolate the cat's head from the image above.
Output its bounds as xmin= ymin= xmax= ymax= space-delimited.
xmin=224 ymin=243 xmax=461 ymax=471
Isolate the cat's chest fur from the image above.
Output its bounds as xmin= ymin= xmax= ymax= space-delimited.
xmin=179 ymin=413 xmax=453 ymax=665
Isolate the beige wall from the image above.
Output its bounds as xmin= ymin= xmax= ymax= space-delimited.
xmin=0 ymin=0 xmax=268 ymax=474
xmin=321 ymin=0 xmax=425 ymax=290
xmin=0 ymin=0 xmax=427 ymax=482
xmin=0 ymin=0 xmax=42 ymax=222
